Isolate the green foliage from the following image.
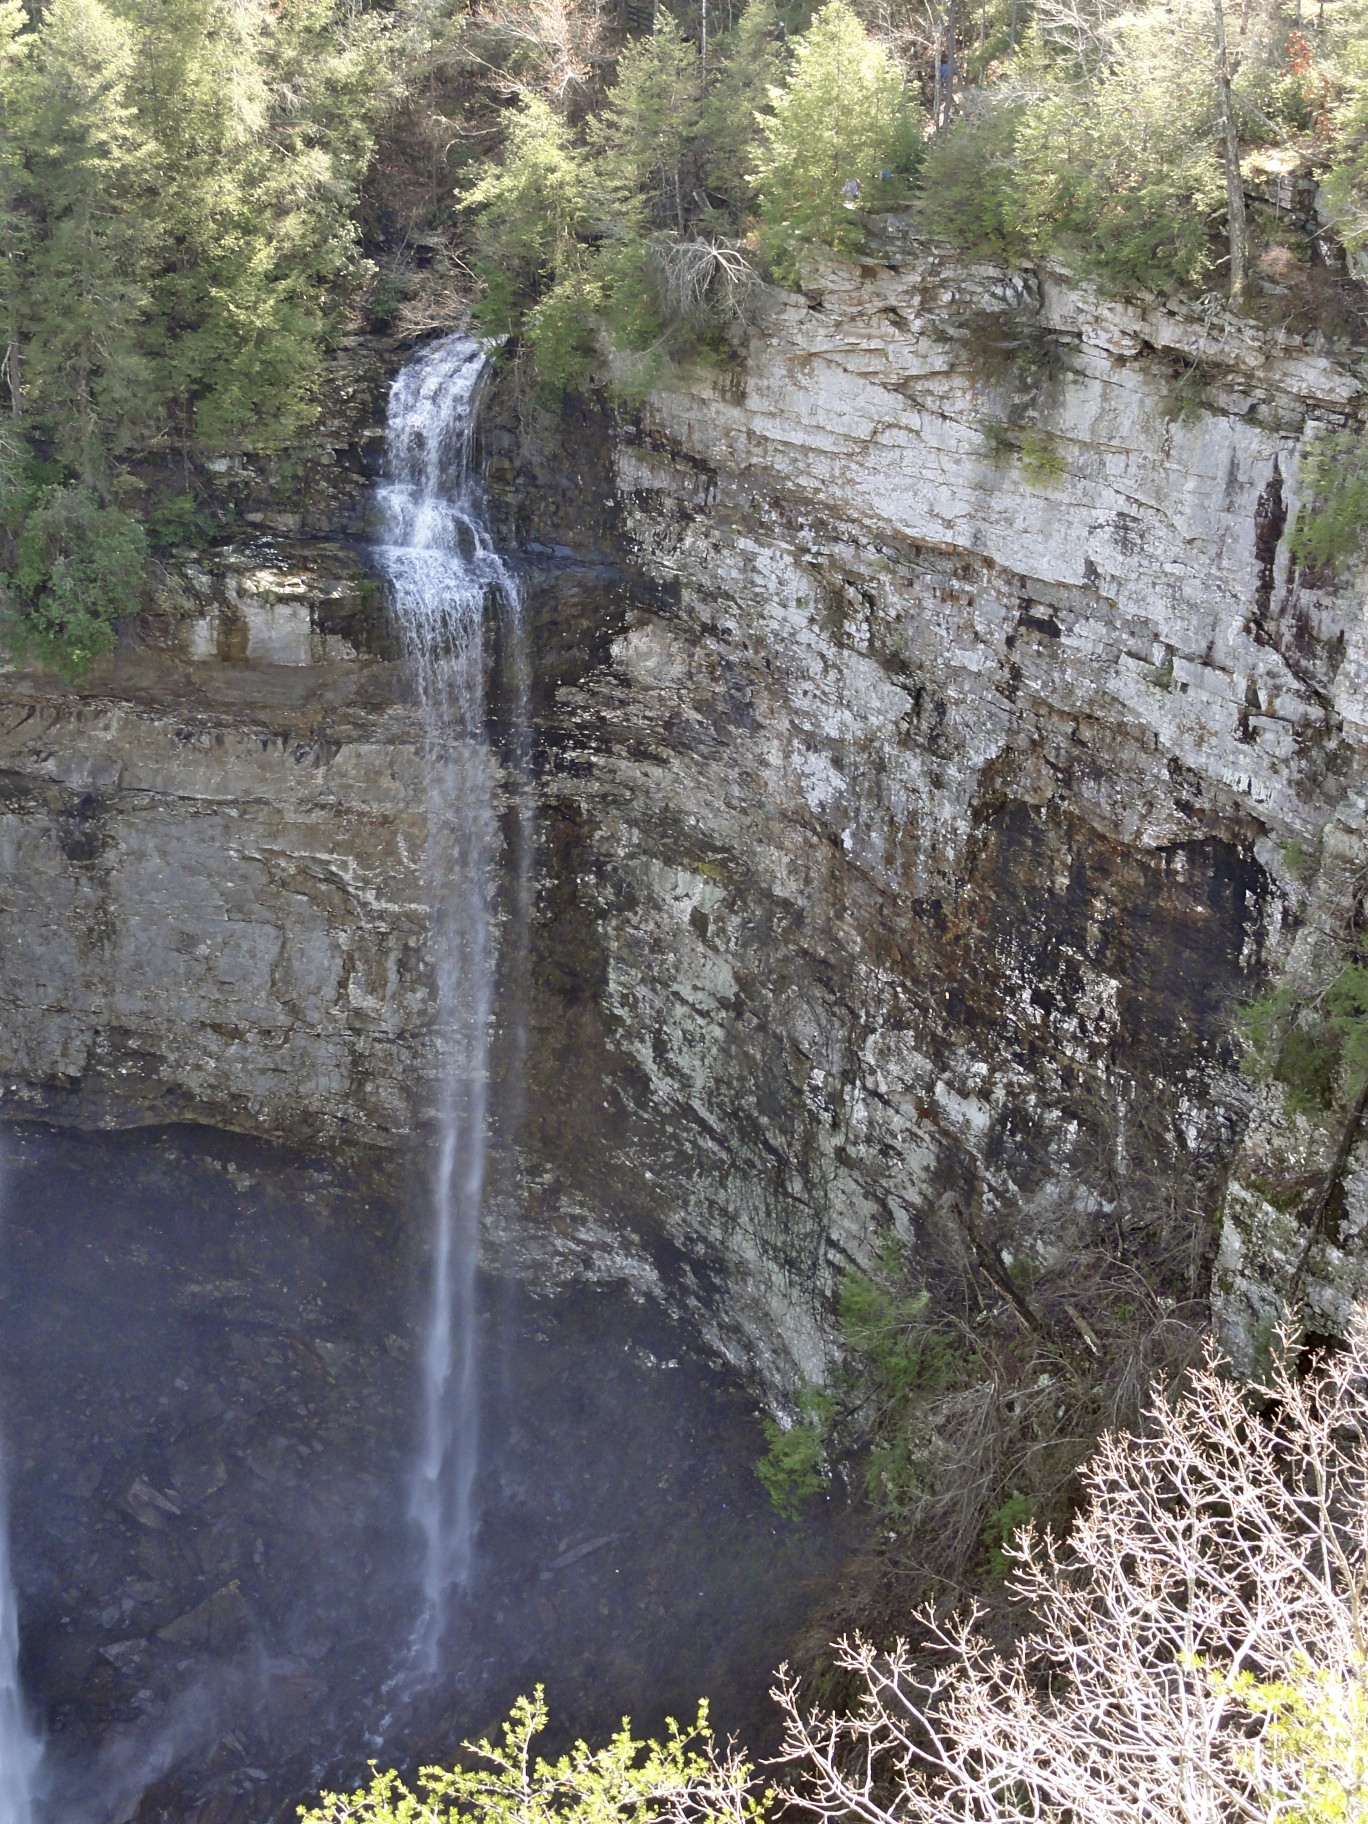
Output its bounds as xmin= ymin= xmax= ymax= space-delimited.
xmin=1019 ymin=11 xmax=1224 ymax=296
xmin=913 ymin=2 xmax=1231 ymax=299
xmin=754 ymin=1237 xmax=967 ymax=1527
xmin=918 ymin=102 xmax=1032 ymax=262
xmin=298 ymin=1686 xmax=767 ymax=1824
xmin=368 ymin=272 xmax=416 ymax=331
xmin=1219 ymin=1661 xmax=1368 ymax=1824
xmin=1284 ymin=838 xmax=1321 ymax=885
xmin=752 ymin=0 xmax=920 ymax=282
xmin=145 ymin=491 xmax=214 ymax=550
xmin=1290 ymin=432 xmax=1368 ymax=575
xmin=838 ymin=1244 xmax=948 ymax=1397
xmin=1016 ymin=428 xmax=1066 ymax=486
xmin=525 ymin=270 xmax=604 ymax=401
xmin=1320 ymin=20 xmax=1368 ymax=284
xmin=464 ymin=96 xmax=591 ymax=328
xmin=981 ymin=1487 xmax=1032 ymax=1581
xmin=5 ymin=483 xmax=146 ymax=674
xmin=1241 ymin=962 xmax=1368 ymax=1116
xmin=0 ymin=0 xmax=391 ymax=512
xmin=588 ymin=22 xmax=704 ymax=239
xmin=981 ymin=418 xmax=1066 ymax=485
xmin=833 ymin=1242 xmax=963 ymax=1513
xmin=18 ymin=0 xmax=157 ymax=485
xmin=702 ymin=0 xmax=783 ymax=213
xmin=756 ymin=1385 xmax=834 ymax=1520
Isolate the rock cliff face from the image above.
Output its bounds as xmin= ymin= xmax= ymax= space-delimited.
xmin=545 ymin=237 xmax=1368 ymax=1376
xmin=2 ymin=240 xmax=1366 ymax=1385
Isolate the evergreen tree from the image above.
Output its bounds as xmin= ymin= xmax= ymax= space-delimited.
xmin=0 ymin=0 xmax=29 ymax=432
xmin=464 ymin=93 xmax=592 ymax=330
xmin=587 ymin=21 xmax=705 ymax=239
xmin=702 ymin=0 xmax=784 ymax=216
xmin=118 ymin=0 xmax=390 ymax=449
xmin=19 ymin=0 xmax=157 ymax=488
xmin=751 ymin=0 xmax=919 ymax=281
xmin=1007 ymin=4 xmax=1226 ymax=296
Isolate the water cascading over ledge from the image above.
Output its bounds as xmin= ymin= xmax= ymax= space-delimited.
xmin=371 ymin=333 xmax=530 ymax=1664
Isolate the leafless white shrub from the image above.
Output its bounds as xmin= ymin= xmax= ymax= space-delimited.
xmin=1033 ymin=0 xmax=1128 ymax=74
xmin=393 ymin=264 xmax=479 ymax=337
xmin=656 ymin=238 xmax=759 ymax=324
xmin=775 ymin=1311 xmax=1368 ymax=1824
xmin=465 ymin=0 xmax=606 ymax=105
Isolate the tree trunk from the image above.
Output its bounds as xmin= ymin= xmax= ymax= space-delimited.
xmin=1212 ymin=0 xmax=1248 ymax=302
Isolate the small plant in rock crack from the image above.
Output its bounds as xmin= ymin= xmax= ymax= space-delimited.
xmin=756 ymin=1387 xmax=836 ymax=1521
xmin=980 ymin=419 xmax=1067 ymax=486
xmin=1240 ymin=961 xmax=1368 ymax=1117
xmin=1282 ymin=836 xmax=1321 ymax=885
xmin=1289 ymin=429 xmax=1368 ymax=576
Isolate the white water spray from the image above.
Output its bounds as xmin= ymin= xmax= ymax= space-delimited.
xmin=0 ymin=1154 xmax=40 ymax=1824
xmin=374 ymin=335 xmax=527 ymax=1668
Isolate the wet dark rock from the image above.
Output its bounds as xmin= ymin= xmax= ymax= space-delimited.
xmin=119 ymin=1482 xmax=181 ymax=1531
xmin=2 ymin=1126 xmax=848 ymax=1824
xmin=158 ymin=1583 xmax=251 ymax=1652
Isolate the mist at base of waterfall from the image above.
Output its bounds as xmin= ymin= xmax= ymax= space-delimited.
xmin=0 ymin=1125 xmax=849 ymax=1824
xmin=0 ymin=1153 xmax=41 ymax=1824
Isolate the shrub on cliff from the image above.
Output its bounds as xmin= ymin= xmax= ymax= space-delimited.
xmin=298 ymin=1687 xmax=764 ymax=1824
xmin=1288 ymin=430 xmax=1368 ymax=575
xmin=774 ymin=1313 xmax=1368 ymax=1824
xmin=3 ymin=482 xmax=146 ymax=675
xmin=918 ymin=3 xmax=1229 ymax=298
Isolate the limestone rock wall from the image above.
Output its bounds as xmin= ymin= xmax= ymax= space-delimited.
xmin=0 ymin=670 xmax=432 ymax=1140
xmin=546 ymin=238 xmax=1368 ymax=1376
xmin=2 ymin=245 xmax=1367 ymax=1384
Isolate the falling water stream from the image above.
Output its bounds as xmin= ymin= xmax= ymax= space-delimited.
xmin=372 ymin=334 xmax=528 ymax=1668
xmin=0 ymin=1155 xmax=40 ymax=1824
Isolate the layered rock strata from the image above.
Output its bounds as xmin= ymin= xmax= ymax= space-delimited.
xmin=2 ymin=241 xmax=1366 ymax=1381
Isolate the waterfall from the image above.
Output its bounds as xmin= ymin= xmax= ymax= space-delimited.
xmin=0 ymin=1449 xmax=36 ymax=1824
xmin=373 ymin=334 xmax=527 ymax=1667
xmin=0 ymin=1157 xmax=40 ymax=1824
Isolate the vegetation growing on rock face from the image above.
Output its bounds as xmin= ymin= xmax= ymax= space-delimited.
xmin=756 ymin=1154 xmax=1210 ymax=1615
xmin=0 ymin=0 xmax=391 ymax=671
xmin=318 ymin=1312 xmax=1368 ymax=1824
xmin=1290 ymin=430 xmax=1368 ymax=572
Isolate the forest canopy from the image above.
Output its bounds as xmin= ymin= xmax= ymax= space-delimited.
xmin=2 ymin=0 xmax=1368 ymax=668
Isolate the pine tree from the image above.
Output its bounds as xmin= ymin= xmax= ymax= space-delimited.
xmin=464 ymin=94 xmax=592 ymax=326
xmin=588 ymin=22 xmax=705 ymax=239
xmin=115 ymin=0 xmax=389 ymax=450
xmin=751 ymin=0 xmax=919 ymax=282
xmin=19 ymin=0 xmax=157 ymax=488
xmin=0 ymin=0 xmax=29 ymax=434
xmin=702 ymin=0 xmax=784 ymax=217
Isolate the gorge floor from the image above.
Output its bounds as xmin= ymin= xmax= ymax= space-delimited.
xmin=0 ymin=1124 xmax=848 ymax=1824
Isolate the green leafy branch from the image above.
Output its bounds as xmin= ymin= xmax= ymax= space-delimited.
xmin=298 ymin=1687 xmax=767 ymax=1824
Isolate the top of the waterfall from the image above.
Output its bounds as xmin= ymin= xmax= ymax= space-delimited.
xmin=383 ymin=335 xmax=492 ymax=502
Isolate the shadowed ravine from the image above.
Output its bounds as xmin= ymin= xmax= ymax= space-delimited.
xmin=0 ymin=1126 xmax=848 ymax=1824
xmin=0 ymin=337 xmax=849 ymax=1824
